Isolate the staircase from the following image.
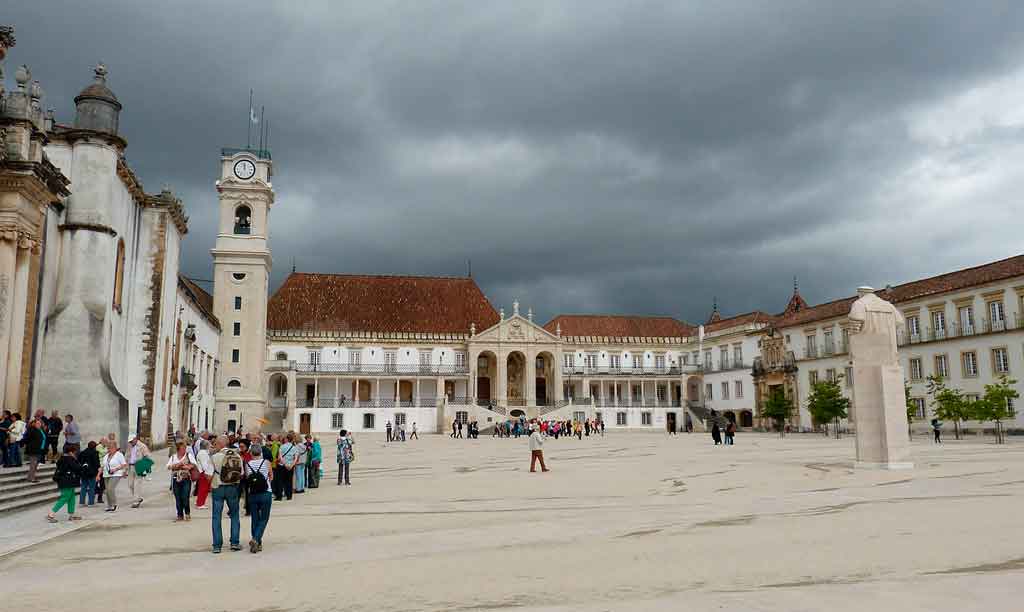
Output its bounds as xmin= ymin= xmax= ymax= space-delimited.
xmin=0 ymin=463 xmax=63 ymax=514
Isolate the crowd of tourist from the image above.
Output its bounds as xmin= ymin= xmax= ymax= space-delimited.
xmin=1 ymin=409 xmax=79 ymax=471
xmin=492 ymin=416 xmax=604 ymax=440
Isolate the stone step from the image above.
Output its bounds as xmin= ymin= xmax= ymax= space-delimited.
xmin=0 ymin=464 xmax=56 ymax=486
xmin=0 ymin=480 xmax=69 ymax=505
xmin=0 ymin=489 xmax=64 ymax=515
xmin=0 ymin=479 xmax=56 ymax=495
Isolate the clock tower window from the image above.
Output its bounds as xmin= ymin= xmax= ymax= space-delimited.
xmin=234 ymin=205 xmax=252 ymax=235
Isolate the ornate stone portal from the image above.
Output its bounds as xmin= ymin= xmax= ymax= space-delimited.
xmin=848 ymin=287 xmax=913 ymax=469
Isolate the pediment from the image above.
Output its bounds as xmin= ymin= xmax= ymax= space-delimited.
xmin=472 ymin=314 xmax=560 ymax=345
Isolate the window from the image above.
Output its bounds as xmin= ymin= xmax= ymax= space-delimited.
xmin=912 ymin=397 xmax=926 ymax=419
xmin=935 ymin=354 xmax=949 ymax=378
xmin=616 ymin=412 xmax=627 ymax=426
xmin=641 ymin=412 xmax=652 ymax=426
xmin=233 ymin=322 xmax=241 ymax=336
xmin=350 ymin=350 xmax=361 ymax=368
xmin=841 ymin=327 xmax=850 ymax=352
xmin=809 ymin=370 xmax=819 ymax=385
xmin=989 ymin=301 xmax=1006 ymax=330
xmin=632 ymin=385 xmax=642 ymax=401
xmin=1008 ymin=397 xmax=1016 ymax=417
xmin=909 ymin=358 xmax=923 ymax=381
xmin=735 ymin=380 xmax=743 ymax=398
xmin=331 ymin=413 xmax=344 ymax=429
xmin=993 ymin=348 xmax=1010 ymax=374
xmin=227 ymin=419 xmax=237 ymax=433
xmin=112 ymin=239 xmax=125 ymax=313
xmin=384 ymin=350 xmax=397 ymax=373
xmin=932 ymin=310 xmax=946 ymax=337
xmin=962 ymin=351 xmax=979 ymax=377
xmin=232 ymin=272 xmax=246 ymax=281
xmin=227 ymin=379 xmax=241 ymax=388
xmin=721 ymin=382 xmax=730 ymax=400
xmin=455 ymin=352 xmax=466 ymax=368
xmin=233 ymin=205 xmax=252 ymax=234
xmin=228 ymin=403 xmax=237 ymax=412
xmin=232 ymin=349 xmax=240 ymax=363
xmin=958 ymin=305 xmax=975 ymax=335
xmin=419 ymin=351 xmax=431 ymax=369
xmin=806 ymin=334 xmax=817 ymax=358
xmin=585 ymin=353 xmax=598 ymax=369
xmin=826 ymin=368 xmax=836 ymax=383
xmin=845 ymin=366 xmax=853 ymax=387
xmin=824 ymin=330 xmax=834 ymax=354
xmin=705 ymin=383 xmax=713 ymax=400
xmin=609 ymin=354 xmax=621 ymax=370
xmin=655 ymin=354 xmax=666 ymax=370
xmin=682 ymin=354 xmax=689 ymax=365
xmin=733 ymin=345 xmax=743 ymax=366
xmin=656 ymin=385 xmax=666 ymax=401
xmin=275 ymin=351 xmax=287 ymax=360
xmin=703 ymin=351 xmax=712 ymax=370
xmin=563 ymin=353 xmax=575 ymax=369
xmin=234 ymin=296 xmax=242 ymax=310
xmin=906 ymin=315 xmax=921 ymax=339
xmin=394 ymin=412 xmax=406 ymax=427
xmin=633 ymin=355 xmax=642 ymax=369
xmin=455 ymin=411 xmax=468 ymax=424
xmin=363 ymin=413 xmax=375 ymax=429
xmin=719 ymin=347 xmax=729 ymax=370
xmin=965 ymin=394 xmax=980 ymax=403
xmin=308 ymin=350 xmax=320 ymax=368
xmin=691 ymin=351 xmax=699 ymax=365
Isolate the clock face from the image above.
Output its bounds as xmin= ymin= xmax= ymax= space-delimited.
xmin=233 ymin=159 xmax=256 ymax=180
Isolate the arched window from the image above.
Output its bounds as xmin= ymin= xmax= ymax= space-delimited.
xmin=233 ymin=205 xmax=252 ymax=235
xmin=227 ymin=379 xmax=242 ymax=388
xmin=112 ymin=239 xmax=125 ymax=312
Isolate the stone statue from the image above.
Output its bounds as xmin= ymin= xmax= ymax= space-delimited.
xmin=848 ymin=287 xmax=912 ymax=469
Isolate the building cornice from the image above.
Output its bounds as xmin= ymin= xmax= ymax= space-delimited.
xmin=267 ymin=329 xmax=470 ymax=344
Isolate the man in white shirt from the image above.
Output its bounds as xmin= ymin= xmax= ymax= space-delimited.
xmin=125 ymin=435 xmax=150 ymax=508
xmin=528 ymin=425 xmax=549 ymax=473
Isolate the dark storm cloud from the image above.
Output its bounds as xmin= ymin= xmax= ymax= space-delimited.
xmin=8 ymin=1 xmax=1024 ymax=324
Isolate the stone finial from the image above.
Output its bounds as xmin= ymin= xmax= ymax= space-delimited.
xmin=512 ymin=300 xmax=520 ymax=317
xmin=14 ymin=64 xmax=28 ymax=89
xmin=499 ymin=308 xmax=505 ymax=321
xmin=94 ymin=62 xmax=108 ymax=81
xmin=470 ymin=322 xmax=476 ymax=337
xmin=527 ymin=307 xmax=533 ymax=322
xmin=556 ymin=323 xmax=562 ymax=337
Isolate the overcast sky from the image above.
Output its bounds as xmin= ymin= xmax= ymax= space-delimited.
xmin=8 ymin=2 xmax=1024 ymax=325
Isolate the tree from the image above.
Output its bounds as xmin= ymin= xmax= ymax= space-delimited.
xmin=974 ymin=375 xmax=1019 ymax=444
xmin=807 ymin=377 xmax=850 ymax=439
xmin=905 ymin=380 xmax=917 ymax=440
xmin=926 ymin=375 xmax=970 ymax=440
xmin=762 ymin=388 xmax=794 ymax=437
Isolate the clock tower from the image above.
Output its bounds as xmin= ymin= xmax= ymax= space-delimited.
xmin=211 ymin=147 xmax=274 ymax=433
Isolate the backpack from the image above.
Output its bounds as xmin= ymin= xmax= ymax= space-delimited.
xmin=218 ymin=449 xmax=243 ymax=485
xmin=244 ymin=459 xmax=268 ymax=495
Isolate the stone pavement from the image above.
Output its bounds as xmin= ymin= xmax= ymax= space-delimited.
xmin=2 ymin=432 xmax=1023 ymax=611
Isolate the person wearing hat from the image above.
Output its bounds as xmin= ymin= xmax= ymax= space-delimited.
xmin=528 ymin=424 xmax=549 ymax=473
xmin=125 ymin=435 xmax=151 ymax=508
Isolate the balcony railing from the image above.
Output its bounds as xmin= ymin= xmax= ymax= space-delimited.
xmin=294 ymin=363 xmax=470 ymax=375
xmin=561 ymin=365 xmax=695 ymax=377
xmin=898 ymin=314 xmax=1022 ymax=347
xmin=705 ymin=361 xmax=749 ymax=373
xmin=804 ymin=346 xmax=818 ymax=359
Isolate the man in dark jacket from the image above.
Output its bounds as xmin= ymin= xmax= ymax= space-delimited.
xmin=46 ymin=411 xmax=63 ymax=461
xmin=77 ymin=441 xmax=101 ymax=506
xmin=24 ymin=419 xmax=47 ymax=482
xmin=0 ymin=411 xmax=11 ymax=467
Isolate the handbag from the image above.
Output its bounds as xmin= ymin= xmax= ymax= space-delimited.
xmin=134 ymin=456 xmax=154 ymax=476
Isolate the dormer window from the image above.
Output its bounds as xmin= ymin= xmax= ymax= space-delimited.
xmin=234 ymin=205 xmax=252 ymax=235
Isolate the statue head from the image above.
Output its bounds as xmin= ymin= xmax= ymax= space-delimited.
xmin=856 ymin=286 xmax=874 ymax=297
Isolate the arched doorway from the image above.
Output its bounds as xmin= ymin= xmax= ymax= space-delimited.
xmin=507 ymin=351 xmax=526 ymax=405
xmin=535 ymin=352 xmax=555 ymax=405
xmin=268 ymin=373 xmax=288 ymax=408
xmin=740 ymin=410 xmax=753 ymax=428
xmin=477 ymin=351 xmax=497 ymax=402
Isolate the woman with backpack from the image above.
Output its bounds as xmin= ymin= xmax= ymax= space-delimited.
xmin=167 ymin=441 xmax=196 ymax=521
xmin=47 ymin=444 xmax=82 ymax=523
xmin=243 ymin=441 xmax=272 ymax=553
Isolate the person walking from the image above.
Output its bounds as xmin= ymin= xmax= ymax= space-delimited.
xmin=711 ymin=422 xmax=722 ymax=445
xmin=243 ymin=441 xmax=272 ymax=553
xmin=450 ymin=418 xmax=458 ymax=439
xmin=77 ymin=441 xmax=100 ymax=507
xmin=210 ymin=435 xmax=244 ymax=553
xmin=307 ymin=436 xmax=322 ymax=488
xmin=62 ymin=414 xmax=81 ymax=450
xmin=529 ymin=425 xmax=549 ymax=473
xmin=167 ymin=441 xmax=196 ymax=522
xmin=0 ymin=411 xmax=10 ymax=468
xmin=725 ymin=422 xmax=736 ymax=445
xmin=410 ymin=423 xmax=418 ymax=440
xmin=7 ymin=413 xmax=24 ymax=467
xmin=100 ymin=440 xmax=127 ymax=512
xmin=293 ymin=436 xmax=308 ymax=494
xmin=932 ymin=418 xmax=943 ymax=444
xmin=45 ymin=411 xmax=63 ymax=461
xmin=125 ymin=435 xmax=151 ymax=508
xmin=386 ymin=420 xmax=393 ymax=443
xmin=24 ymin=418 xmax=47 ymax=482
xmin=337 ymin=429 xmax=353 ymax=485
xmin=47 ymin=444 xmax=82 ymax=523
xmin=195 ymin=439 xmax=214 ymax=509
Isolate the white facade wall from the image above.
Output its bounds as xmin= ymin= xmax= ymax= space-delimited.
xmin=700 ymin=328 xmax=761 ymax=421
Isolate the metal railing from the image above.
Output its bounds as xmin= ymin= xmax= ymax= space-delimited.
xmin=561 ymin=365 xmax=695 ymax=377
xmin=293 ymin=363 xmax=470 ymax=375
xmin=898 ymin=314 xmax=1022 ymax=347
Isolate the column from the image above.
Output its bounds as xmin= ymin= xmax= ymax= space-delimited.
xmin=0 ymin=236 xmax=18 ymax=411
xmin=497 ymin=352 xmax=507 ymax=405
xmin=415 ymin=378 xmax=420 ymax=407
xmin=526 ymin=350 xmax=536 ymax=405
xmin=286 ymin=370 xmax=297 ymax=430
xmin=4 ymin=243 xmax=29 ymax=411
xmin=354 ymin=378 xmax=360 ymax=407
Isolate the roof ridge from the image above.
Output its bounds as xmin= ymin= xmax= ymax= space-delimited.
xmin=884 ymin=253 xmax=1024 ymax=293
xmin=287 ymin=271 xmax=473 ymax=281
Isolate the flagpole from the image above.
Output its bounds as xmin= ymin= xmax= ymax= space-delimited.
xmin=247 ymin=89 xmax=253 ymax=148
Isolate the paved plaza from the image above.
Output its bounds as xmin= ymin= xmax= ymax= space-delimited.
xmin=3 ymin=432 xmax=1023 ymax=611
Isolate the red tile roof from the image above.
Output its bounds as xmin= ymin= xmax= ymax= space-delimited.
xmin=775 ymin=254 xmax=1024 ymax=328
xmin=703 ymin=310 xmax=775 ymax=333
xmin=178 ymin=275 xmax=220 ymax=329
xmin=543 ymin=314 xmax=694 ymax=339
xmin=267 ymin=273 xmax=499 ymax=334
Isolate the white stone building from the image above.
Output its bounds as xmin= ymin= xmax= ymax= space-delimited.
xmin=697 ymin=306 xmax=773 ymax=429
xmin=173 ymin=276 xmax=220 ymax=435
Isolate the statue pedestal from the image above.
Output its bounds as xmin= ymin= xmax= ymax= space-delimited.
xmin=853 ymin=363 xmax=913 ymax=470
